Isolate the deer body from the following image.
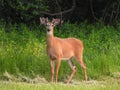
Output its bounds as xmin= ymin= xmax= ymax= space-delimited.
xmin=47 ymin=36 xmax=83 ymax=61
xmin=40 ymin=17 xmax=87 ymax=84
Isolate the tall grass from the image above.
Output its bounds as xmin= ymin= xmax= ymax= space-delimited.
xmin=0 ymin=21 xmax=120 ymax=81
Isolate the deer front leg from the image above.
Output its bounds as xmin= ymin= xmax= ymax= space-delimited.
xmin=50 ymin=60 xmax=54 ymax=82
xmin=55 ymin=58 xmax=61 ymax=83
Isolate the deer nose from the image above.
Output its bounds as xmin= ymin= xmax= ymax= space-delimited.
xmin=47 ymin=29 xmax=50 ymax=32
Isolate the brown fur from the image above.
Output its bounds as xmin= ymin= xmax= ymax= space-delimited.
xmin=47 ymin=36 xmax=83 ymax=60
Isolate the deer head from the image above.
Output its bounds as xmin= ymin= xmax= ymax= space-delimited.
xmin=40 ymin=17 xmax=61 ymax=35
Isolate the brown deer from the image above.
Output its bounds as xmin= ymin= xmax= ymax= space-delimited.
xmin=40 ymin=17 xmax=87 ymax=84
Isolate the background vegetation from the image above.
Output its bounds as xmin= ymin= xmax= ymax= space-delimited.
xmin=0 ymin=21 xmax=120 ymax=82
xmin=0 ymin=0 xmax=120 ymax=24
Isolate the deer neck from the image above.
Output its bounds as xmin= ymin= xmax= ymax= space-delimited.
xmin=46 ymin=30 xmax=54 ymax=47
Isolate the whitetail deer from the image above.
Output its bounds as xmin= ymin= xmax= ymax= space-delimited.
xmin=40 ymin=17 xmax=87 ymax=84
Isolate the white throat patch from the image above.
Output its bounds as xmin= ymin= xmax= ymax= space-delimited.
xmin=47 ymin=31 xmax=53 ymax=35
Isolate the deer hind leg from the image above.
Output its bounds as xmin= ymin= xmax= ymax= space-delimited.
xmin=67 ymin=58 xmax=76 ymax=84
xmin=76 ymin=56 xmax=87 ymax=81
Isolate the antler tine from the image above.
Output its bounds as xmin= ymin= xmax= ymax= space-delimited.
xmin=52 ymin=18 xmax=56 ymax=23
xmin=40 ymin=17 xmax=45 ymax=21
xmin=46 ymin=17 xmax=48 ymax=22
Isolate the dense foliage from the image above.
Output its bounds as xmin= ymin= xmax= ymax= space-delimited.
xmin=0 ymin=22 xmax=120 ymax=81
xmin=0 ymin=0 xmax=120 ymax=24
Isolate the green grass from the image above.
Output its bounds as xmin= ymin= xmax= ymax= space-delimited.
xmin=0 ymin=22 xmax=120 ymax=82
xmin=0 ymin=80 xmax=120 ymax=90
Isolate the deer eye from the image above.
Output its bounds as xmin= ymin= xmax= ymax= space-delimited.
xmin=51 ymin=24 xmax=54 ymax=26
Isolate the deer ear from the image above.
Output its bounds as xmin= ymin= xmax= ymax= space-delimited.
xmin=52 ymin=18 xmax=60 ymax=26
xmin=40 ymin=17 xmax=48 ymax=25
xmin=40 ymin=17 xmax=45 ymax=25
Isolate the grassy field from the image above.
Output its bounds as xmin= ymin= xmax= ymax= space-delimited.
xmin=0 ymin=22 xmax=120 ymax=89
xmin=0 ymin=72 xmax=120 ymax=90
xmin=0 ymin=78 xmax=120 ymax=90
